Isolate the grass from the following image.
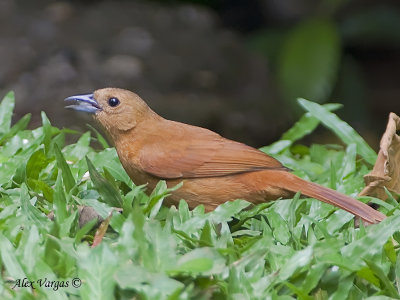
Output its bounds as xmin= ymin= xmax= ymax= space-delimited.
xmin=0 ymin=91 xmax=399 ymax=299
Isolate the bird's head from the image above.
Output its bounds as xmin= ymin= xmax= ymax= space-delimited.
xmin=65 ymin=88 xmax=152 ymax=137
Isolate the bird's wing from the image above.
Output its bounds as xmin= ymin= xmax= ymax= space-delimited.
xmin=138 ymin=121 xmax=287 ymax=179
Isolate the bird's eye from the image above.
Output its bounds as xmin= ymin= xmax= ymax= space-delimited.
xmin=108 ymin=97 xmax=120 ymax=107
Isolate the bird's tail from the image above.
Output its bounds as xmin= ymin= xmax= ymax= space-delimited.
xmin=272 ymin=171 xmax=386 ymax=224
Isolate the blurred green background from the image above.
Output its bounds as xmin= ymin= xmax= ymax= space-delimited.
xmin=1 ymin=0 xmax=399 ymax=148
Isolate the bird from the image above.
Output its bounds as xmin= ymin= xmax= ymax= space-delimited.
xmin=65 ymin=88 xmax=386 ymax=224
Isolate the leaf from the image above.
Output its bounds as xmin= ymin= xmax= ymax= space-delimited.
xmin=340 ymin=143 xmax=357 ymax=180
xmin=261 ymin=104 xmax=341 ymax=155
xmin=41 ymin=111 xmax=52 ymax=155
xmin=49 ymin=131 xmax=65 ymax=156
xmin=92 ymin=212 xmax=113 ymax=248
xmin=342 ymin=215 xmax=400 ymax=266
xmin=115 ymin=265 xmax=183 ymax=298
xmin=298 ymin=98 xmax=377 ymax=164
xmin=0 ymin=113 xmax=31 ymax=145
xmin=170 ymin=257 xmax=213 ymax=274
xmin=260 ymin=140 xmax=292 ymax=155
xmin=301 ymin=263 xmax=327 ymax=294
xmin=54 ymin=143 xmax=75 ymax=194
xmin=75 ymin=218 xmax=97 ymax=244
xmin=167 ymin=247 xmax=225 ymax=276
xmin=384 ymin=240 xmax=396 ymax=264
xmin=86 ymin=156 xmax=123 ymax=208
xmin=12 ymin=162 xmax=27 ymax=185
xmin=279 ymin=246 xmax=313 ymax=280
xmin=87 ymin=124 xmax=110 ymax=149
xmin=281 ymin=103 xmax=342 ymax=143
xmin=357 ymin=266 xmax=380 ymax=287
xmin=359 ymin=113 xmax=400 ymax=200
xmin=78 ymin=243 xmax=118 ymax=300
xmin=0 ymin=91 xmax=15 ymax=135
xmin=364 ymin=259 xmax=399 ymax=298
xmin=284 ymin=282 xmax=313 ymax=300
xmin=278 ymin=19 xmax=341 ymax=104
xmin=20 ymin=183 xmax=49 ymax=227
xmin=210 ymin=199 xmax=251 ymax=224
xmin=21 ymin=225 xmax=41 ymax=274
xmin=199 ymin=220 xmax=214 ymax=246
xmin=64 ymin=131 xmax=91 ymax=161
xmin=144 ymin=180 xmax=183 ymax=217
xmin=88 ymin=148 xmax=132 ymax=185
xmin=26 ymin=149 xmax=48 ymax=180
xmin=329 ymin=160 xmax=337 ymax=190
xmin=27 ymin=179 xmax=54 ymax=202
xmin=329 ymin=274 xmax=355 ymax=300
xmin=266 ymin=210 xmax=290 ymax=245
xmin=53 ymin=172 xmax=68 ymax=224
xmin=395 ymin=251 xmax=400 ymax=294
xmin=0 ymin=233 xmax=26 ymax=279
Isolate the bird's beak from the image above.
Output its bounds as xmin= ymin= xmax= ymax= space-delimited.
xmin=64 ymin=93 xmax=101 ymax=114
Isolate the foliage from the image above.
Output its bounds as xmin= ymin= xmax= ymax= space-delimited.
xmin=0 ymin=91 xmax=399 ymax=299
xmin=247 ymin=2 xmax=400 ymax=115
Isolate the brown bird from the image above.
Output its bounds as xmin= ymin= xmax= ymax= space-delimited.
xmin=65 ymin=88 xmax=386 ymax=224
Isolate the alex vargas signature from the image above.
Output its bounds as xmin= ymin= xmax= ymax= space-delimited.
xmin=12 ymin=277 xmax=81 ymax=291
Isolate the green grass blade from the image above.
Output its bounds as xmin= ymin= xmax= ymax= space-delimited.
xmin=53 ymin=172 xmax=68 ymax=224
xmin=20 ymin=183 xmax=49 ymax=227
xmin=342 ymin=216 xmax=400 ymax=265
xmin=279 ymin=246 xmax=313 ymax=280
xmin=0 ymin=113 xmax=31 ymax=145
xmin=75 ymin=218 xmax=97 ymax=244
xmin=26 ymin=149 xmax=48 ymax=180
xmin=0 ymin=91 xmax=15 ymax=135
xmin=87 ymin=124 xmax=110 ymax=149
xmin=340 ymin=143 xmax=357 ymax=179
xmin=86 ymin=156 xmax=123 ymax=207
xmin=330 ymin=274 xmax=355 ymax=300
xmin=78 ymin=244 xmax=118 ymax=300
xmin=281 ymin=103 xmax=342 ymax=142
xmin=54 ymin=143 xmax=75 ymax=193
xmin=144 ymin=181 xmax=183 ymax=217
xmin=298 ymin=98 xmax=377 ymax=164
xmin=0 ymin=233 xmax=26 ymax=279
xmin=364 ymin=259 xmax=399 ymax=298
xmin=41 ymin=111 xmax=52 ymax=155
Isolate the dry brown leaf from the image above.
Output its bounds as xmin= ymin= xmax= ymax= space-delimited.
xmin=359 ymin=112 xmax=400 ymax=200
xmin=92 ymin=211 xmax=113 ymax=248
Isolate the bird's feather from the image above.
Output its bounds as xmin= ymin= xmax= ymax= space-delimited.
xmin=138 ymin=120 xmax=287 ymax=179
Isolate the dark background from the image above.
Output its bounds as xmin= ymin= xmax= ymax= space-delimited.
xmin=1 ymin=0 xmax=399 ymax=148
